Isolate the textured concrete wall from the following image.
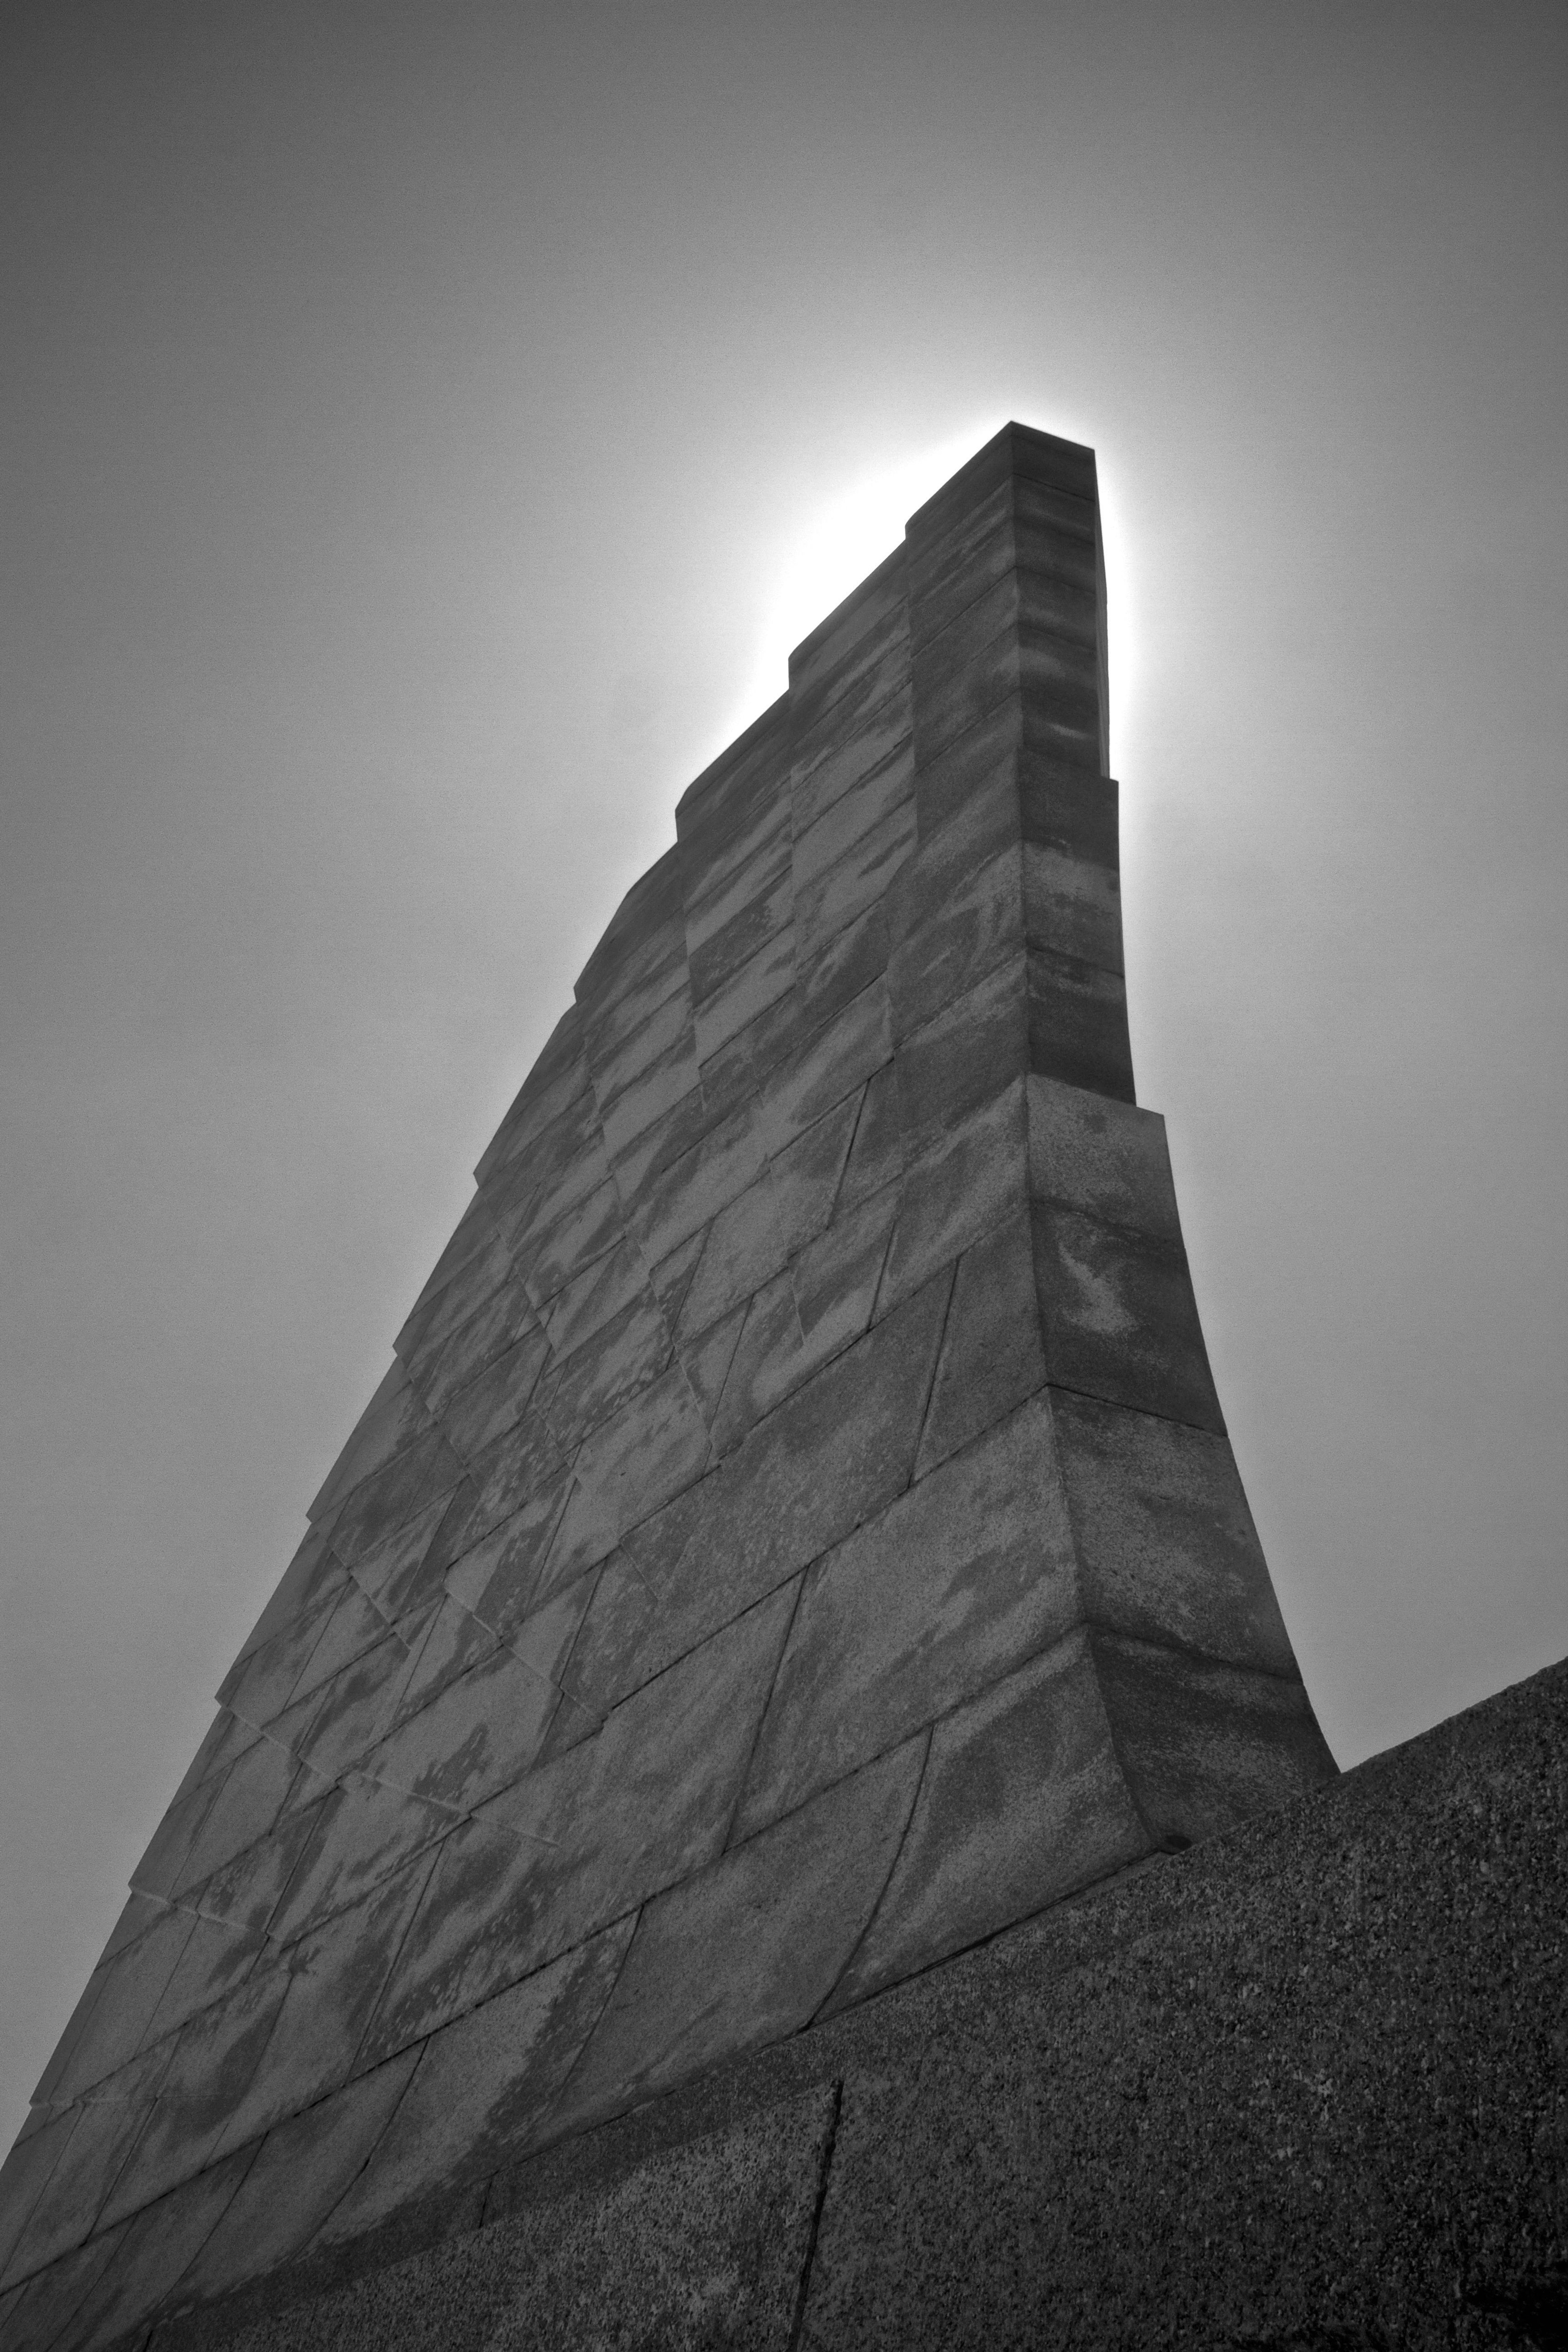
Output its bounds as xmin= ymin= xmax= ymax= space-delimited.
xmin=0 ymin=424 xmax=1339 ymax=2350
xmin=8 ymin=1657 xmax=1564 ymax=2352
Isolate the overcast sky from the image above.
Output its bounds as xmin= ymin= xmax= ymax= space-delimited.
xmin=2 ymin=0 xmax=1564 ymax=2159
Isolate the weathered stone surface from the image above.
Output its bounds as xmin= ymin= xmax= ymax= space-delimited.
xmin=548 ymin=1744 xmax=924 ymax=2134
xmin=176 ymin=2055 xmax=421 ymax=2309
xmin=320 ymin=1920 xmax=638 ymax=2243
xmin=735 ymin=1400 xmax=1079 ymax=1837
xmin=3 ymin=425 xmax=1345 ymax=2343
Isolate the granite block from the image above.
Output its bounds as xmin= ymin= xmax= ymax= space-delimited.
xmin=683 ymin=813 xmax=792 ymax=958
xmin=1025 ymin=1075 xmax=1181 ymax=1240
xmin=382 ymin=1598 xmax=497 ymax=1728
xmin=836 ymin=1061 xmax=903 ymax=1209
xmin=686 ymin=867 xmax=792 ymax=1004
xmin=793 ymin=899 xmax=890 ymax=1038
xmin=293 ymin=1637 xmax=415 ymax=1791
xmin=1017 ymin=746 xmax=1118 ymax=863
xmin=693 ymin=985 xmax=801 ymax=1125
xmin=1052 ymin=1390 xmax=1299 ymax=1675
xmin=2 ymin=2052 xmax=166 ymax=2289
xmin=1022 ymin=839 xmax=1122 ymax=973
xmin=263 ymin=1778 xmax=455 ymax=1951
xmin=273 ymin=1583 xmax=392 ymax=1715
xmin=787 ymin=544 xmax=906 ymax=722
xmin=411 ymin=1277 xmax=539 ymax=1416
xmin=318 ymin=1920 xmax=638 ymax=2252
xmin=788 ymin=628 xmax=911 ymax=782
xmin=908 ymin=476 xmax=1098 ymax=651
xmin=577 ymin=938 xmax=689 ymax=1077
xmin=222 ymin=1526 xmax=341 ymax=1681
xmin=1032 ymin=1201 xmax=1225 ymax=1433
xmin=893 ymin=955 xmax=1027 ymax=1158
xmin=50 ymin=1908 xmax=198 ymax=2103
xmin=369 ymin=1591 xmax=795 ymax=2051
xmin=27 ymin=1962 xmax=111 ymax=2111
xmin=916 ymin=569 xmax=1092 ymax=719
xmin=400 ymin=1187 xmax=503 ymax=1325
xmin=1089 ymin=1630 xmax=1338 ymax=1843
xmin=823 ymin=1628 xmax=1149 ymax=2012
xmin=217 ymin=1591 xmax=341 ymax=1731
xmin=0 ymin=2109 xmax=79 ymax=2283
xmin=393 ymin=1228 xmax=512 ymax=1369
xmin=166 ymin=1713 xmax=254 ymax=1815
xmin=535 ymin=1297 xmax=669 ymax=1455
xmin=456 ymin=1409 xmax=571 ymax=1541
xmin=791 ymin=690 xmax=912 ymax=844
xmin=455 ymin=1537 xmax=588 ymax=1679
xmin=787 ymin=1179 xmax=900 ymax=1354
xmin=907 ymin=421 xmax=1097 ymax=550
xmin=691 ymin=922 xmax=794 ymax=1064
xmin=551 ymin=1744 xmax=925 ymax=2137
xmin=78 ymin=2154 xmax=257 ymax=2352
xmin=876 ymin=1080 xmax=1028 ymax=1314
xmin=645 ymin=1227 xmax=705 ymax=1330
xmin=532 ymin=1233 xmax=638 ymax=1361
xmin=362 ymin=1644 xmax=562 ymax=1815
xmin=622 ymin=1098 xmax=765 ymax=1263
xmin=177 ymin=1808 xmax=320 ymax=1944
xmin=793 ymin=795 xmax=915 ymax=950
xmin=170 ymin=1734 xmax=302 ymax=1891
xmin=905 ymin=483 xmax=1016 ymax=647
xmin=2 ymin=2225 xmax=128 ymax=2352
xmin=674 ymin=1172 xmax=791 ymax=1340
xmin=679 ymin=1297 xmax=748 ymax=1426
xmin=342 ymin=1493 xmax=450 ymax=1628
xmin=911 ymin=696 xmax=1022 ymax=843
xmin=913 ymin=1211 xmax=1047 ymax=1476
xmin=508 ymin=1169 xmax=619 ymax=1309
xmin=574 ymin=847 xmax=686 ymax=1011
xmin=1026 ymin=942 xmax=1135 ymax=1100
xmin=325 ymin=1432 xmax=468 ymax=1571
xmin=471 ymin=1009 xmax=585 ymax=1185
xmin=96 ymin=1970 xmax=290 ymax=2226
xmin=675 ymin=1273 xmax=950 ymax=1609
xmin=434 ymin=1328 xmax=550 ymax=1465
xmin=705 ymin=1272 xmax=811 ymax=1454
xmin=176 ymin=2053 xmax=422 ymax=2310
xmin=737 ymin=1399 xmax=1078 ymax=1838
xmin=1016 ymin=626 xmax=1105 ymax=768
xmin=128 ymin=1777 xmax=226 ymax=1906
xmin=209 ymin=1856 xmax=439 ymax=2160
xmin=594 ymin=1024 xmax=700 ymax=1168
xmin=792 ymin=731 xmax=914 ymax=890
xmin=910 ymin=622 xmax=1023 ymax=763
xmin=886 ymin=833 xmax=1024 ymax=1045
xmin=542 ymin=1362 xmax=710 ymax=1575
xmin=675 ymin=704 xmax=790 ymax=873
xmin=306 ymin=1364 xmax=428 ymax=1531
xmin=140 ymin=1918 xmax=264 ymax=2052
xmin=766 ymin=1091 xmax=861 ymax=1255
xmin=436 ymin=1470 xmax=570 ymax=1633
xmin=755 ymin=978 xmax=892 ymax=1156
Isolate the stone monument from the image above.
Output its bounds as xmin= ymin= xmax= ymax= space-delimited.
xmin=2 ymin=425 xmax=1557 ymax=2352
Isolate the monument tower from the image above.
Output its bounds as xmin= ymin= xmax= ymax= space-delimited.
xmin=0 ymin=423 xmax=1342 ymax=2349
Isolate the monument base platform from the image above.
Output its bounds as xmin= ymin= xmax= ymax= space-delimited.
xmin=111 ymin=1656 xmax=1568 ymax=2352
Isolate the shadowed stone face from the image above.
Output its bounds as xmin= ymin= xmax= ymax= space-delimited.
xmin=0 ymin=422 xmax=1336 ymax=2348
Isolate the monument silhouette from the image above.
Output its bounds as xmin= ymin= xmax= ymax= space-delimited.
xmin=1 ymin=425 xmax=1560 ymax=2352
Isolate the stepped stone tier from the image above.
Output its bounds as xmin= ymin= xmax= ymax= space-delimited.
xmin=0 ymin=422 xmax=1339 ymax=2352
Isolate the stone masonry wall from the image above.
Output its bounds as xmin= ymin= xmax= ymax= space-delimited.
xmin=0 ymin=425 xmax=1336 ymax=2351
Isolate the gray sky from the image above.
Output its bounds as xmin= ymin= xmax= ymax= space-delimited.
xmin=2 ymin=0 xmax=1564 ymax=2158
